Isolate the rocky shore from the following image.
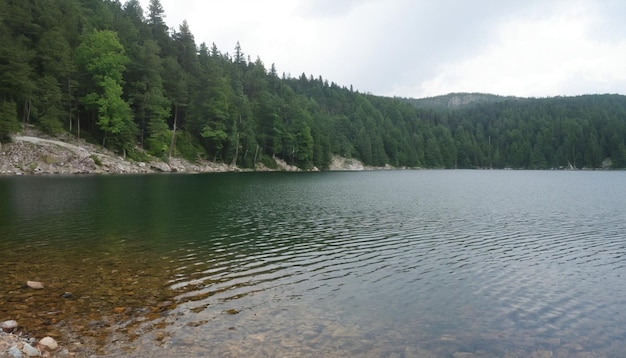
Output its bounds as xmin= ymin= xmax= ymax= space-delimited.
xmin=0 ymin=329 xmax=63 ymax=358
xmin=1 ymin=282 xmax=68 ymax=357
xmin=0 ymin=128 xmax=235 ymax=176
xmin=0 ymin=128 xmax=388 ymax=176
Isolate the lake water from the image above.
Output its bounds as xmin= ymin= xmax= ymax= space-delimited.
xmin=1 ymin=170 xmax=625 ymax=357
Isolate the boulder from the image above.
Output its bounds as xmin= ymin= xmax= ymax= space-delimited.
xmin=1 ymin=319 xmax=18 ymax=332
xmin=38 ymin=336 xmax=58 ymax=351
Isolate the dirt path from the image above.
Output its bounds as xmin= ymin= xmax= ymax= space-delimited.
xmin=14 ymin=136 xmax=89 ymax=153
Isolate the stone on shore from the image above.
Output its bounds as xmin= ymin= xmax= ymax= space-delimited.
xmin=26 ymin=281 xmax=44 ymax=289
xmin=38 ymin=336 xmax=58 ymax=351
xmin=1 ymin=320 xmax=18 ymax=333
xmin=150 ymin=162 xmax=171 ymax=172
xmin=22 ymin=342 xmax=40 ymax=356
xmin=7 ymin=346 xmax=22 ymax=358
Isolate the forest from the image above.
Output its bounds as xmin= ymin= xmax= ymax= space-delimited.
xmin=1 ymin=0 xmax=626 ymax=169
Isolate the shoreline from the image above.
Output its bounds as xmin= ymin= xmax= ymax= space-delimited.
xmin=0 ymin=129 xmax=394 ymax=177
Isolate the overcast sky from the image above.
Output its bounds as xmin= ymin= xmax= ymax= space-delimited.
xmin=137 ymin=0 xmax=626 ymax=99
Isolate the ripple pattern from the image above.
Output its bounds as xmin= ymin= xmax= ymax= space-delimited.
xmin=2 ymin=171 xmax=626 ymax=356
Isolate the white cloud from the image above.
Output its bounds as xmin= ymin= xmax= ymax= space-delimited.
xmin=138 ymin=0 xmax=626 ymax=98
xmin=399 ymin=1 xmax=626 ymax=97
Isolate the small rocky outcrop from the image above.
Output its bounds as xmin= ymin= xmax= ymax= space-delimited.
xmin=0 ymin=129 xmax=233 ymax=176
xmin=0 ymin=320 xmax=63 ymax=357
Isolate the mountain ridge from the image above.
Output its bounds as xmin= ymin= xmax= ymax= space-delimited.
xmin=405 ymin=92 xmax=520 ymax=109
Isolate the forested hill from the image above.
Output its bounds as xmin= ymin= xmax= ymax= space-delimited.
xmin=1 ymin=0 xmax=626 ymax=170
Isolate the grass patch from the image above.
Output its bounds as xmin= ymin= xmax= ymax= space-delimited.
xmin=41 ymin=155 xmax=59 ymax=164
xmin=126 ymin=148 xmax=151 ymax=162
xmin=90 ymin=154 xmax=103 ymax=166
xmin=260 ymin=155 xmax=279 ymax=169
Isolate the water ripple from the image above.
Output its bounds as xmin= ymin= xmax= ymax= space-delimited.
xmin=5 ymin=172 xmax=626 ymax=356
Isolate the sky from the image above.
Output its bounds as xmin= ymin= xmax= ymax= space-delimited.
xmin=138 ymin=0 xmax=626 ymax=99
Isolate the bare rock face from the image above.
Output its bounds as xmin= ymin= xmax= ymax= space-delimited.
xmin=328 ymin=156 xmax=365 ymax=171
xmin=150 ymin=161 xmax=172 ymax=172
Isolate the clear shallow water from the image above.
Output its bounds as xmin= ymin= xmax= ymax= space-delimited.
xmin=1 ymin=170 xmax=626 ymax=357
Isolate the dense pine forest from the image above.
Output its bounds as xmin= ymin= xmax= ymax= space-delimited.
xmin=1 ymin=0 xmax=626 ymax=169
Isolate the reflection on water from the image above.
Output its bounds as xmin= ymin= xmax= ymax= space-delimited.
xmin=1 ymin=171 xmax=626 ymax=357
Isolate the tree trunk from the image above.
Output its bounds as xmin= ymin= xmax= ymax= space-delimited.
xmin=253 ymin=144 xmax=259 ymax=166
xmin=168 ymin=104 xmax=178 ymax=161
xmin=231 ymin=133 xmax=240 ymax=167
xmin=68 ymin=76 xmax=72 ymax=132
xmin=23 ymin=98 xmax=31 ymax=131
xmin=75 ymin=97 xmax=81 ymax=140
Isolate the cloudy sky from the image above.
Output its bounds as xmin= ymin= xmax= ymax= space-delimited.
xmin=138 ymin=0 xmax=626 ymax=99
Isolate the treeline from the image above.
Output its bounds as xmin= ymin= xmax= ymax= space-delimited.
xmin=405 ymin=95 xmax=626 ymax=169
xmin=1 ymin=0 xmax=626 ymax=169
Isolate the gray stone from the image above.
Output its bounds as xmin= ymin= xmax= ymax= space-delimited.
xmin=1 ymin=320 xmax=18 ymax=332
xmin=60 ymin=292 xmax=74 ymax=299
xmin=22 ymin=342 xmax=40 ymax=356
xmin=7 ymin=346 xmax=23 ymax=358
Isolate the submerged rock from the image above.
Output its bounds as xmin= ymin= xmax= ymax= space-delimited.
xmin=26 ymin=281 xmax=44 ymax=289
xmin=60 ymin=292 xmax=74 ymax=299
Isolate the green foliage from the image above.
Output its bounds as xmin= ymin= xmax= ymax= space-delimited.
xmin=76 ymin=29 xmax=135 ymax=150
xmin=126 ymin=147 xmax=152 ymax=162
xmin=0 ymin=100 xmax=20 ymax=142
xmin=145 ymin=130 xmax=171 ymax=158
xmin=200 ymin=123 xmax=228 ymax=160
xmin=75 ymin=30 xmax=127 ymax=84
xmin=174 ymin=131 xmax=206 ymax=162
xmin=294 ymin=124 xmax=314 ymax=169
xmin=95 ymin=76 xmax=135 ymax=147
xmin=613 ymin=142 xmax=626 ymax=169
xmin=34 ymin=75 xmax=65 ymax=134
xmin=260 ymin=154 xmax=279 ymax=169
xmin=90 ymin=154 xmax=103 ymax=166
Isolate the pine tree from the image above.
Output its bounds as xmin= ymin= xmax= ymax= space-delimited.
xmin=75 ymin=30 xmax=135 ymax=150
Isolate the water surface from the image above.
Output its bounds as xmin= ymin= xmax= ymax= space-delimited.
xmin=1 ymin=170 xmax=625 ymax=357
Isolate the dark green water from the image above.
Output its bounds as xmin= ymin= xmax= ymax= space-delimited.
xmin=1 ymin=171 xmax=626 ymax=357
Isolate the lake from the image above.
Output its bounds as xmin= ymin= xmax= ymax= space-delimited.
xmin=1 ymin=170 xmax=625 ymax=357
